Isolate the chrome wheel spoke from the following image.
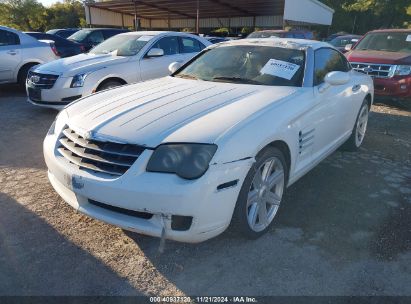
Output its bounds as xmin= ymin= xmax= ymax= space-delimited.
xmin=257 ymin=203 xmax=268 ymax=225
xmin=247 ymin=189 xmax=259 ymax=205
xmin=248 ymin=203 xmax=259 ymax=227
xmin=261 ymin=159 xmax=275 ymax=182
xmin=253 ymin=169 xmax=264 ymax=189
xmin=265 ymin=191 xmax=281 ymax=205
xmin=267 ymin=170 xmax=284 ymax=189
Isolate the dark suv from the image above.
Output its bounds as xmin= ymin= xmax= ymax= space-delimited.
xmin=67 ymin=28 xmax=129 ymax=51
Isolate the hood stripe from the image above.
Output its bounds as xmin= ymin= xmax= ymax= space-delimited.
xmin=119 ymin=85 xmax=219 ymax=126
xmin=82 ymin=78 xmax=169 ymax=117
xmin=91 ymin=82 xmax=189 ymax=120
xmin=88 ymin=84 xmax=194 ymax=133
xmin=137 ymin=88 xmax=254 ymax=133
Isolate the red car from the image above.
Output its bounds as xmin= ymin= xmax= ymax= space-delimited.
xmin=345 ymin=29 xmax=411 ymax=101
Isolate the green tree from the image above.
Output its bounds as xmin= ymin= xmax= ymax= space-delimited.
xmin=44 ymin=0 xmax=86 ymax=30
xmin=0 ymin=0 xmax=46 ymax=31
xmin=0 ymin=0 xmax=85 ymax=31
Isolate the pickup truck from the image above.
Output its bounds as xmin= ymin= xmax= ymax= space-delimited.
xmin=345 ymin=29 xmax=411 ymax=101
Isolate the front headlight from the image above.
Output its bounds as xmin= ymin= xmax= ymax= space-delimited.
xmin=394 ymin=65 xmax=411 ymax=76
xmin=48 ymin=110 xmax=68 ymax=136
xmin=70 ymin=73 xmax=88 ymax=88
xmin=147 ymin=144 xmax=218 ymax=180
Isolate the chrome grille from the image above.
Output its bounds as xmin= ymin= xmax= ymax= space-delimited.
xmin=57 ymin=127 xmax=144 ymax=176
xmin=27 ymin=71 xmax=59 ymax=89
xmin=350 ymin=62 xmax=394 ymax=79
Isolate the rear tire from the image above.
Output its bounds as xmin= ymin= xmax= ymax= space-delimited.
xmin=231 ymin=147 xmax=288 ymax=239
xmin=97 ymin=80 xmax=123 ymax=92
xmin=342 ymin=99 xmax=370 ymax=151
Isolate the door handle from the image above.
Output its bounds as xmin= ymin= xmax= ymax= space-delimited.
xmin=352 ymin=84 xmax=361 ymax=92
xmin=7 ymin=50 xmax=17 ymax=55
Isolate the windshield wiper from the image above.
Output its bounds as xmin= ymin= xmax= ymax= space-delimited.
xmin=212 ymin=76 xmax=262 ymax=85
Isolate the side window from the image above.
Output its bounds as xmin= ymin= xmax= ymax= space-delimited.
xmin=88 ymin=31 xmax=104 ymax=44
xmin=313 ymin=48 xmax=350 ymax=86
xmin=180 ymin=37 xmax=203 ymax=53
xmin=103 ymin=30 xmax=119 ymax=39
xmin=0 ymin=30 xmax=20 ymax=46
xmin=152 ymin=36 xmax=179 ymax=55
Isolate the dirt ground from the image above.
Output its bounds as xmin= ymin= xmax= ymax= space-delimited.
xmin=0 ymin=85 xmax=410 ymax=296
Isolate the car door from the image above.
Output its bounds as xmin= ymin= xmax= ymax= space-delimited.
xmin=0 ymin=29 xmax=22 ymax=82
xmin=139 ymin=36 xmax=182 ymax=81
xmin=310 ymin=48 xmax=355 ymax=160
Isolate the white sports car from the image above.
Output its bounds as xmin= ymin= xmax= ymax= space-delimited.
xmin=44 ymin=38 xmax=373 ymax=243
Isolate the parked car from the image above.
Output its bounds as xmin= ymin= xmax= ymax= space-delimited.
xmin=324 ymin=32 xmax=349 ymax=42
xmin=27 ymin=31 xmax=211 ymax=109
xmin=67 ymin=28 xmax=129 ymax=51
xmin=329 ymin=35 xmax=362 ymax=53
xmin=247 ymin=30 xmax=314 ymax=40
xmin=204 ymin=36 xmax=229 ymax=44
xmin=0 ymin=26 xmax=59 ymax=87
xmin=46 ymin=28 xmax=80 ymax=39
xmin=43 ymin=38 xmax=373 ymax=243
xmin=25 ymin=32 xmax=85 ymax=58
xmin=346 ymin=29 xmax=411 ymax=101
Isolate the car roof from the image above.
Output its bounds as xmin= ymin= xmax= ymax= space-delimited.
xmin=254 ymin=30 xmax=310 ymax=33
xmin=79 ymin=28 xmax=128 ymax=31
xmin=369 ymin=29 xmax=411 ymax=33
xmin=335 ymin=35 xmax=362 ymax=39
xmin=220 ymin=37 xmax=332 ymax=50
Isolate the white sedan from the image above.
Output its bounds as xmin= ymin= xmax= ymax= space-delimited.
xmin=26 ymin=31 xmax=211 ymax=109
xmin=44 ymin=38 xmax=373 ymax=243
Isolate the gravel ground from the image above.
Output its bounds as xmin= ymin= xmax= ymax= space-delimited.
xmin=0 ymin=85 xmax=410 ymax=296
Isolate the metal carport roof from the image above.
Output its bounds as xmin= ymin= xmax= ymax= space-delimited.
xmin=85 ymin=0 xmax=334 ymax=30
xmin=86 ymin=0 xmax=286 ymax=19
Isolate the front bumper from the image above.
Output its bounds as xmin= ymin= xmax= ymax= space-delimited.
xmin=26 ymin=76 xmax=92 ymax=110
xmin=373 ymin=76 xmax=411 ymax=100
xmin=44 ymin=133 xmax=253 ymax=243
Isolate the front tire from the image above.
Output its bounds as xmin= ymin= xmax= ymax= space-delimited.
xmin=18 ymin=64 xmax=36 ymax=89
xmin=342 ymin=99 xmax=370 ymax=151
xmin=97 ymin=80 xmax=123 ymax=92
xmin=231 ymin=147 xmax=287 ymax=239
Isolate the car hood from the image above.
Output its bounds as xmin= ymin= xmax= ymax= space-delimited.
xmin=64 ymin=77 xmax=300 ymax=148
xmin=33 ymin=53 xmax=129 ymax=77
xmin=346 ymin=50 xmax=411 ymax=65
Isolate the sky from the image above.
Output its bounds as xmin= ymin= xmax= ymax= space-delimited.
xmin=38 ymin=0 xmax=62 ymax=6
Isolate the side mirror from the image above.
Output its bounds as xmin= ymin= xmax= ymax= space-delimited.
xmin=147 ymin=48 xmax=164 ymax=58
xmin=345 ymin=44 xmax=353 ymax=51
xmin=168 ymin=61 xmax=182 ymax=74
xmin=324 ymin=71 xmax=350 ymax=86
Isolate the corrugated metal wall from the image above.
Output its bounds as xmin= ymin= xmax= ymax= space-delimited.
xmin=86 ymin=6 xmax=283 ymax=29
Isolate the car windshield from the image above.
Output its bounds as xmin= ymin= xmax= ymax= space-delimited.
xmin=175 ymin=45 xmax=305 ymax=87
xmin=330 ymin=37 xmax=358 ymax=47
xmin=354 ymin=32 xmax=411 ymax=53
xmin=248 ymin=32 xmax=281 ymax=39
xmin=89 ymin=35 xmax=153 ymax=56
xmin=68 ymin=30 xmax=91 ymax=42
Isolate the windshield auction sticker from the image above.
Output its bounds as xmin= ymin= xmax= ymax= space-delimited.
xmin=406 ymin=35 xmax=411 ymax=42
xmin=260 ymin=59 xmax=300 ymax=80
